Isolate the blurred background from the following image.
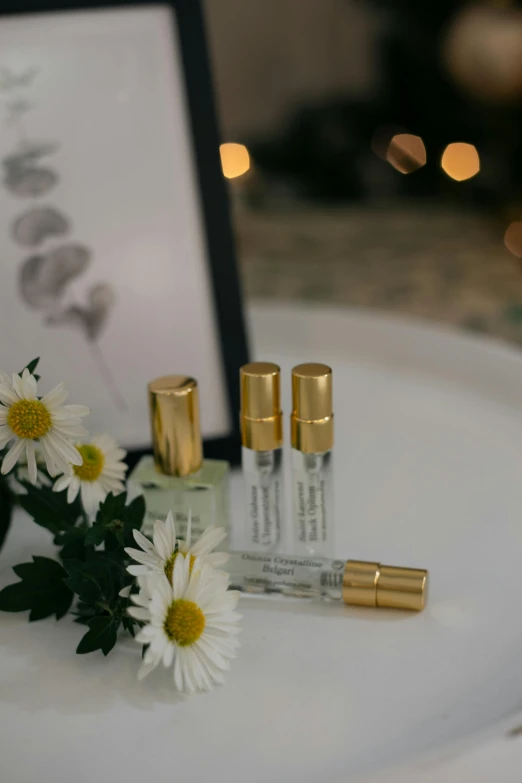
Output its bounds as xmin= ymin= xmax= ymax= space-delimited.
xmin=206 ymin=0 xmax=522 ymax=344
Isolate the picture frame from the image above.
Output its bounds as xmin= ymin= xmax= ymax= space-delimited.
xmin=0 ymin=0 xmax=249 ymax=466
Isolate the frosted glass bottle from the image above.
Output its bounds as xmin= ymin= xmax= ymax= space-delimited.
xmin=132 ymin=374 xmax=230 ymax=543
xmin=129 ymin=455 xmax=230 ymax=539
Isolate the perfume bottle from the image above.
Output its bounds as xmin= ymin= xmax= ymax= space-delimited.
xmin=227 ymin=551 xmax=427 ymax=611
xmin=291 ymin=363 xmax=334 ymax=556
xmin=240 ymin=362 xmax=284 ymax=550
xmin=129 ymin=376 xmax=230 ymax=540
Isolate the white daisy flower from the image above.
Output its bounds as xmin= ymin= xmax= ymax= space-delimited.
xmin=125 ymin=510 xmax=229 ymax=584
xmin=52 ymin=434 xmax=127 ymax=516
xmin=0 ymin=368 xmax=90 ymax=483
xmin=128 ymin=554 xmax=241 ymax=692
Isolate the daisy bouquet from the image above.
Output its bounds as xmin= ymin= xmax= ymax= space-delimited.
xmin=0 ymin=359 xmax=240 ymax=692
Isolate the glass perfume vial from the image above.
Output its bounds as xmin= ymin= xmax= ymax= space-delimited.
xmin=240 ymin=362 xmax=284 ymax=551
xmin=129 ymin=376 xmax=230 ymax=541
xmin=227 ymin=551 xmax=427 ymax=611
xmin=291 ymin=363 xmax=334 ymax=557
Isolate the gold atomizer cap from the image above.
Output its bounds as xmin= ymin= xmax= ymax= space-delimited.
xmin=343 ymin=560 xmax=428 ymax=612
xmin=148 ymin=375 xmax=203 ymax=477
xmin=240 ymin=362 xmax=283 ymax=451
xmin=291 ymin=363 xmax=333 ymax=453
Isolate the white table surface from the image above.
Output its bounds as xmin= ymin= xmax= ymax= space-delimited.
xmin=3 ymin=301 xmax=522 ymax=783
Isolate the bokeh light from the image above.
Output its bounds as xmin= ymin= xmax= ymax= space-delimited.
xmin=386 ymin=134 xmax=427 ymax=174
xmin=371 ymin=124 xmax=406 ymax=161
xmin=504 ymin=221 xmax=522 ymax=258
xmin=220 ymin=143 xmax=250 ymax=179
xmin=441 ymin=143 xmax=480 ymax=181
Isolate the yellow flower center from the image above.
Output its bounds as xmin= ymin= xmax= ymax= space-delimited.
xmin=164 ymin=599 xmax=205 ymax=646
xmin=164 ymin=551 xmax=196 ymax=584
xmin=73 ymin=444 xmax=105 ymax=482
xmin=7 ymin=399 xmax=52 ymax=439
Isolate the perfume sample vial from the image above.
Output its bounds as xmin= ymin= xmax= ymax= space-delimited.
xmin=129 ymin=376 xmax=230 ymax=540
xmin=227 ymin=551 xmax=428 ymax=611
xmin=291 ymin=363 xmax=334 ymax=557
xmin=240 ymin=362 xmax=284 ymax=551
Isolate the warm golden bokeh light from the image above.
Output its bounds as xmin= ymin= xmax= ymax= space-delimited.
xmin=371 ymin=124 xmax=406 ymax=161
xmin=441 ymin=143 xmax=480 ymax=181
xmin=386 ymin=134 xmax=426 ymax=174
xmin=220 ymin=143 xmax=250 ymax=179
xmin=504 ymin=221 xmax=522 ymax=258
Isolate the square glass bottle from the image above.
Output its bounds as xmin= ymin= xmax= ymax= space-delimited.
xmin=129 ymin=375 xmax=230 ymax=541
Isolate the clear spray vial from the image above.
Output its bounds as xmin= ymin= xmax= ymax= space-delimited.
xmin=226 ymin=551 xmax=427 ymax=612
xmin=240 ymin=363 xmax=284 ymax=551
xmin=291 ymin=363 xmax=334 ymax=556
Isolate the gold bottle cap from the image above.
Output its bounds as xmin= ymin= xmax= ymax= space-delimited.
xmin=240 ymin=362 xmax=283 ymax=451
xmin=148 ymin=375 xmax=203 ymax=477
xmin=291 ymin=363 xmax=333 ymax=453
xmin=342 ymin=560 xmax=428 ymax=612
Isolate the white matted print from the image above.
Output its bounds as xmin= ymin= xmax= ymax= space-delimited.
xmin=0 ymin=6 xmax=231 ymax=448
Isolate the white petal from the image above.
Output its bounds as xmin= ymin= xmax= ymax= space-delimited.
xmin=25 ymin=441 xmax=37 ymax=484
xmin=80 ymin=482 xmax=96 ymax=516
xmin=119 ymin=585 xmax=132 ymax=598
xmin=126 ymin=564 xmax=151 ymax=577
xmin=124 ymin=548 xmax=161 ymax=568
xmin=197 ymin=636 xmax=231 ymax=671
xmin=148 ymin=576 xmax=173 ymax=616
xmin=136 ymin=626 xmax=158 ymax=643
xmin=51 ymin=423 xmax=89 ymax=438
xmin=39 ymin=435 xmax=69 ymax=476
xmin=41 ymin=382 xmax=68 ymax=408
xmin=127 ymin=607 xmax=150 ymax=621
xmin=179 ymin=648 xmax=197 ymax=693
xmin=0 ymin=424 xmax=13 ymax=448
xmin=153 ymin=520 xmax=171 ymax=561
xmin=46 ymin=431 xmax=83 ymax=466
xmin=191 ymin=526 xmax=227 ymax=557
xmin=0 ymin=376 xmax=18 ymax=406
xmin=163 ymin=643 xmax=175 ymax=668
xmin=172 ymin=553 xmax=189 ymax=600
xmin=132 ymin=529 xmax=156 ymax=555
xmin=62 ymin=404 xmax=90 ymax=418
xmin=11 ymin=373 xmax=26 ymax=400
xmin=21 ymin=370 xmax=37 ymax=400
xmin=1 ymin=438 xmax=26 ymax=475
xmin=0 ymin=406 xmax=8 ymax=425
xmin=173 ymin=648 xmax=184 ymax=691
xmin=164 ymin=510 xmax=176 ymax=551
xmin=67 ymin=477 xmax=81 ymax=504
xmin=53 ymin=474 xmax=71 ymax=493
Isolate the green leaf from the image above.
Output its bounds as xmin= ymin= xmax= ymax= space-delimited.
xmin=76 ymin=615 xmax=118 ymax=656
xmin=20 ymin=357 xmax=40 ymax=376
xmin=19 ymin=484 xmax=84 ymax=534
xmin=0 ymin=475 xmax=13 ymax=552
xmin=84 ymin=523 xmax=107 ymax=548
xmin=88 ymin=492 xmax=145 ymax=549
xmin=64 ymin=551 xmax=120 ymax=605
xmin=122 ymin=615 xmax=136 ymax=637
xmin=55 ymin=526 xmax=89 ymax=561
xmin=123 ymin=495 xmax=146 ymax=545
xmin=0 ymin=556 xmax=73 ymax=621
xmin=64 ymin=558 xmax=106 ymax=604
xmin=96 ymin=491 xmax=127 ymax=525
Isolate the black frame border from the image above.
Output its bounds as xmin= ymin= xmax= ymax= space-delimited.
xmin=0 ymin=0 xmax=249 ymax=468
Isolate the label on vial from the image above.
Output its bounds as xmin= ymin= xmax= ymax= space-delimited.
xmin=292 ymin=450 xmax=333 ymax=555
xmin=243 ymin=448 xmax=283 ymax=549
